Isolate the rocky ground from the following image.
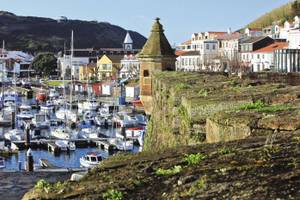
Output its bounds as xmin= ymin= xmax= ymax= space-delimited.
xmin=0 ymin=172 xmax=71 ymax=200
xmin=23 ymin=131 xmax=300 ymax=199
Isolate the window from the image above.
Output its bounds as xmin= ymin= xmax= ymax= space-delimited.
xmin=143 ymin=70 xmax=149 ymax=77
xmin=206 ymin=44 xmax=209 ymax=50
xmin=212 ymin=44 xmax=216 ymax=50
xmin=257 ymin=54 xmax=260 ymax=59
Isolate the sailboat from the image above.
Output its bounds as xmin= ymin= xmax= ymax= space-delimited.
xmin=52 ymin=31 xmax=78 ymax=141
xmin=78 ymin=65 xmax=99 ymax=113
xmin=55 ymin=30 xmax=77 ymax=123
xmin=0 ymin=60 xmax=11 ymax=126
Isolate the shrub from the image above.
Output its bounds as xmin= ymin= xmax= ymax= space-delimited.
xmin=183 ymin=153 xmax=207 ymax=165
xmin=35 ymin=179 xmax=50 ymax=190
xmin=156 ymin=165 xmax=182 ymax=176
xmin=102 ymin=189 xmax=123 ymax=200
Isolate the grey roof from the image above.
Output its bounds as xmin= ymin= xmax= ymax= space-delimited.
xmin=240 ymin=36 xmax=271 ymax=44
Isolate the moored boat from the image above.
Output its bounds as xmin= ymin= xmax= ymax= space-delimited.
xmin=55 ymin=140 xmax=76 ymax=151
xmin=80 ymin=152 xmax=103 ymax=168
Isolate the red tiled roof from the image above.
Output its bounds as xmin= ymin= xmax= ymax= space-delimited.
xmin=253 ymin=42 xmax=288 ymax=53
xmin=175 ymin=50 xmax=186 ymax=56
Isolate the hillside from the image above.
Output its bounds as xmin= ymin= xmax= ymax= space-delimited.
xmin=0 ymin=11 xmax=147 ymax=53
xmin=22 ymin=72 xmax=300 ymax=199
xmin=247 ymin=0 xmax=300 ymax=28
xmin=23 ymin=130 xmax=300 ymax=199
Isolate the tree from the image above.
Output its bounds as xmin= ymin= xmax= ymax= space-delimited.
xmin=31 ymin=53 xmax=57 ymax=77
xmin=292 ymin=0 xmax=300 ymax=16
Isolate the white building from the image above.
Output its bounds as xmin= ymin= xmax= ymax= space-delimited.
xmin=287 ymin=28 xmax=300 ymax=49
xmin=217 ymin=32 xmax=242 ymax=61
xmin=176 ymin=32 xmax=226 ymax=71
xmin=176 ymin=51 xmax=200 ymax=71
xmin=0 ymin=50 xmax=34 ymax=78
xmin=120 ymin=54 xmax=139 ymax=79
xmin=251 ymin=42 xmax=287 ymax=72
xmin=57 ymin=53 xmax=90 ymax=79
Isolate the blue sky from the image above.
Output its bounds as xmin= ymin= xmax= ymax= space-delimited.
xmin=0 ymin=0 xmax=291 ymax=44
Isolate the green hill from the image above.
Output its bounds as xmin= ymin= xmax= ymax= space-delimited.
xmin=0 ymin=11 xmax=146 ymax=53
xmin=247 ymin=0 xmax=300 ymax=28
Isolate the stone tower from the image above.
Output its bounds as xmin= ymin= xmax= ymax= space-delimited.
xmin=138 ymin=18 xmax=176 ymax=115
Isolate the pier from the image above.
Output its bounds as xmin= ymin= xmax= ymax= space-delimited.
xmin=12 ymin=138 xmax=110 ymax=151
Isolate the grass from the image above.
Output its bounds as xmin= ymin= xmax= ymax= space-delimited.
xmin=218 ymin=147 xmax=236 ymax=155
xmin=239 ymin=100 xmax=292 ymax=113
xmin=183 ymin=153 xmax=207 ymax=165
xmin=181 ymin=177 xmax=207 ymax=197
xmin=174 ymin=83 xmax=192 ymax=91
xmin=155 ymin=165 xmax=182 ymax=176
xmin=102 ymin=189 xmax=123 ymax=200
xmin=45 ymin=80 xmax=70 ymax=87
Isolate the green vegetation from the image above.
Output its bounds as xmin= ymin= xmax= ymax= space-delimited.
xmin=198 ymin=89 xmax=208 ymax=97
xmin=174 ymin=83 xmax=192 ymax=91
xmin=240 ymin=100 xmax=266 ymax=110
xmin=34 ymin=179 xmax=66 ymax=194
xmin=31 ymin=53 xmax=57 ymax=77
xmin=45 ymin=80 xmax=72 ymax=87
xmin=155 ymin=165 xmax=182 ymax=176
xmin=181 ymin=177 xmax=207 ymax=197
xmin=218 ymin=147 xmax=236 ymax=155
xmin=240 ymin=100 xmax=292 ymax=113
xmin=102 ymin=189 xmax=123 ymax=200
xmin=183 ymin=153 xmax=207 ymax=165
xmin=35 ymin=179 xmax=50 ymax=190
xmin=247 ymin=0 xmax=300 ymax=29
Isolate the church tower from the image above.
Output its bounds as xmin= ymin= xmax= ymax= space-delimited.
xmin=138 ymin=18 xmax=176 ymax=115
xmin=123 ymin=31 xmax=133 ymax=50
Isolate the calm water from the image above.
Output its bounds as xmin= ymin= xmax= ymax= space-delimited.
xmin=1 ymin=145 xmax=141 ymax=171
xmin=0 ymin=96 xmax=144 ymax=171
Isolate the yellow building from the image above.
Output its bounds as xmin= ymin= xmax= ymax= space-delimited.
xmin=79 ymin=63 xmax=97 ymax=81
xmin=97 ymin=54 xmax=123 ymax=80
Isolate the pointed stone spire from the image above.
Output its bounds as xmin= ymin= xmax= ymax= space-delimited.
xmin=139 ymin=18 xmax=175 ymax=58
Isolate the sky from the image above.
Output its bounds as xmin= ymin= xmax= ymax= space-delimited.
xmin=0 ymin=0 xmax=292 ymax=45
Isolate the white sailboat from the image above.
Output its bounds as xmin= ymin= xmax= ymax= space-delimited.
xmin=56 ymin=30 xmax=77 ymax=123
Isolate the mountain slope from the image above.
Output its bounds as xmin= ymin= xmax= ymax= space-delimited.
xmin=247 ymin=0 xmax=300 ymax=28
xmin=0 ymin=11 xmax=147 ymax=53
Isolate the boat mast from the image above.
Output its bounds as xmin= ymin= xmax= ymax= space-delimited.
xmin=1 ymin=41 xmax=4 ymax=116
xmin=70 ymin=30 xmax=74 ymax=112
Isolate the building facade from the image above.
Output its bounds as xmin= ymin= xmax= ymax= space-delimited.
xmin=120 ymin=54 xmax=140 ymax=79
xmin=274 ymin=49 xmax=300 ymax=72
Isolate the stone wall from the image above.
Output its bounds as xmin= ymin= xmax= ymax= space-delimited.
xmin=145 ymin=72 xmax=300 ymax=150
